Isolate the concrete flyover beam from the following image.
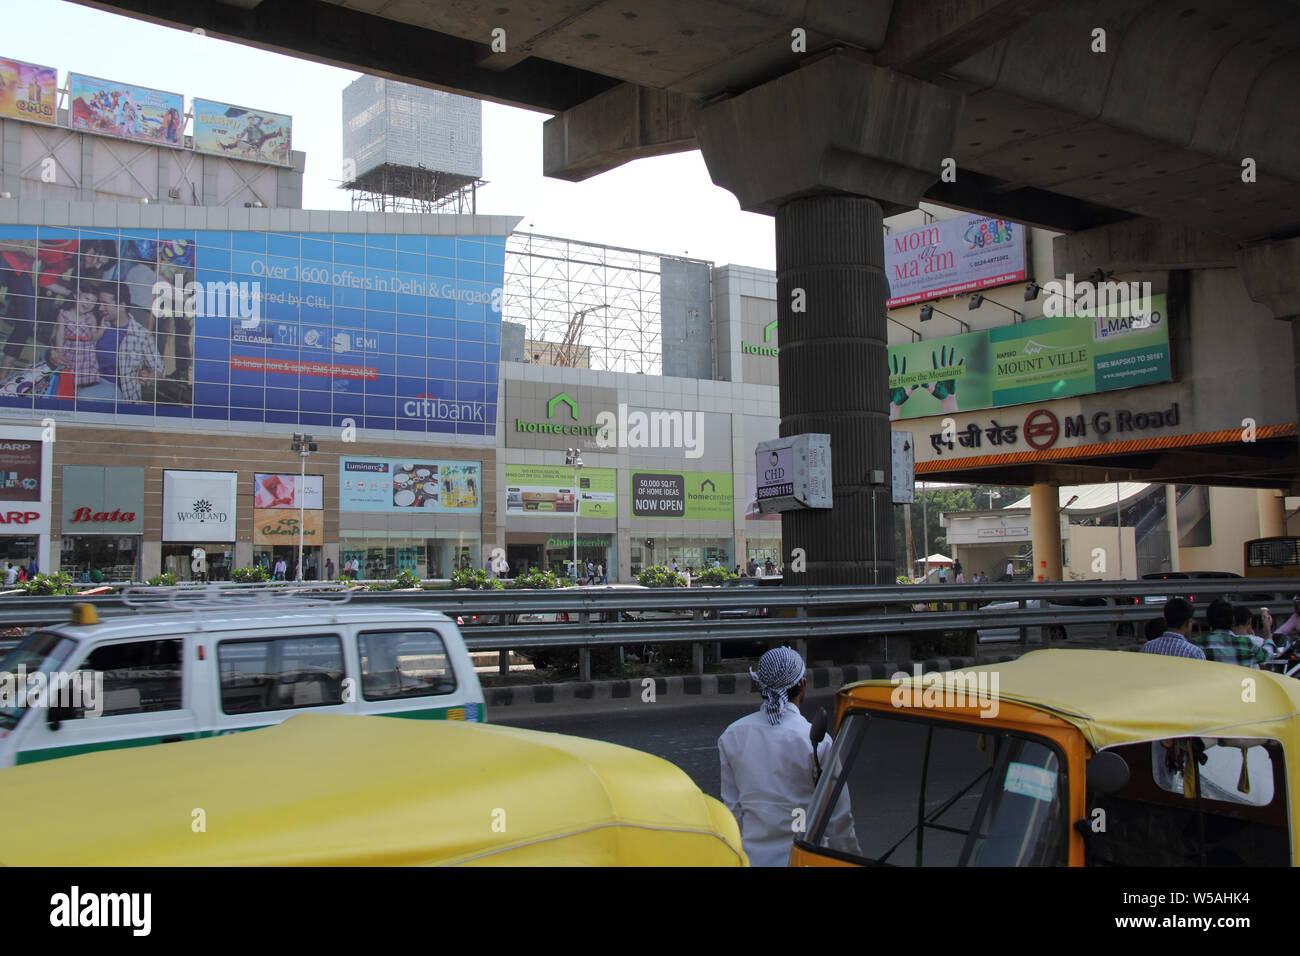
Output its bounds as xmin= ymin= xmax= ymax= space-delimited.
xmin=543 ymin=84 xmax=698 ymax=183
xmin=1237 ymin=236 xmax=1300 ymax=320
xmin=1052 ymin=219 xmax=1241 ymax=278
xmin=877 ymin=0 xmax=1064 ymax=79
xmin=694 ymin=50 xmax=965 ymax=216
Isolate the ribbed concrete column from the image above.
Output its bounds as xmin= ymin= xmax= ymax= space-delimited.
xmin=1029 ymin=482 xmax=1061 ymax=581
xmin=1165 ymin=484 xmax=1181 ymax=571
xmin=777 ymin=196 xmax=892 ymax=586
xmin=1258 ymin=489 xmax=1285 ymax=538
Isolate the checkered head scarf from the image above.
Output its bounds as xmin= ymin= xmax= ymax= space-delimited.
xmin=750 ymin=646 xmax=806 ymax=725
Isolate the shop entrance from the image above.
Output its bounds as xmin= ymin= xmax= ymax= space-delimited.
xmin=0 ymin=536 xmax=38 ymax=577
xmin=254 ymin=545 xmax=323 ymax=580
xmin=61 ymin=535 xmax=140 ymax=583
xmin=507 ymin=544 xmax=542 ymax=576
xmin=162 ymin=544 xmax=233 ymax=582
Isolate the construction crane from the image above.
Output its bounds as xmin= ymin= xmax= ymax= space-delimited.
xmin=554 ymin=304 xmax=605 ymax=367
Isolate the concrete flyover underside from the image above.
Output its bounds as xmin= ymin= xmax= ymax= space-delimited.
xmin=68 ymin=0 xmax=1300 ymax=572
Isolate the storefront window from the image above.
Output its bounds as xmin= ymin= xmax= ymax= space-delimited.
xmin=0 ymin=536 xmax=39 ymax=575
xmin=61 ymin=536 xmax=140 ymax=583
xmin=630 ymin=536 xmax=732 ymax=576
xmin=338 ymin=531 xmax=481 ymax=580
xmin=162 ymin=544 xmax=234 ymax=582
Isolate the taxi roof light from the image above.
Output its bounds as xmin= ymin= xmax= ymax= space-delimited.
xmin=71 ymin=604 xmax=99 ymax=626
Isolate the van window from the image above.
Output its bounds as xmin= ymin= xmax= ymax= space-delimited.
xmin=358 ymin=630 xmax=457 ymax=701
xmin=76 ymin=639 xmax=183 ymax=718
xmin=218 ymin=635 xmax=344 ymax=715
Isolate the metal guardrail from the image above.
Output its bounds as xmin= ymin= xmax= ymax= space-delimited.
xmin=2 ymin=580 xmax=1296 ymax=680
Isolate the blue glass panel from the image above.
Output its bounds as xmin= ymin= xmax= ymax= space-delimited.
xmin=455 ymin=238 xmax=485 ymax=262
xmin=396 ymin=251 xmax=424 ymax=274
xmin=365 ymin=246 xmax=395 ymax=271
xmin=267 ymin=233 xmax=299 ymax=258
xmin=427 ymin=257 xmax=454 ymax=278
xmin=231 ymin=231 xmax=265 ymax=253
xmin=365 ymin=233 xmax=395 ymax=249
xmin=301 ymin=236 xmax=332 ymax=263
xmin=333 ymin=240 xmax=364 ymax=266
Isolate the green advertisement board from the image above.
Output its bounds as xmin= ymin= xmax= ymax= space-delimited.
xmin=505 ymin=465 xmax=617 ymax=518
xmin=888 ymin=295 xmax=1170 ymax=420
xmin=631 ymin=470 xmax=733 ymax=519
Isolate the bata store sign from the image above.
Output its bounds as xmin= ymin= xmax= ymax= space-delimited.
xmin=163 ymin=471 xmax=237 ymax=542
xmin=61 ymin=467 xmax=144 ymax=534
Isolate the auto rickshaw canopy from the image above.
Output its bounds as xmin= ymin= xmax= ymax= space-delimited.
xmin=844 ymin=649 xmax=1300 ymax=753
xmin=0 ymin=714 xmax=746 ymax=866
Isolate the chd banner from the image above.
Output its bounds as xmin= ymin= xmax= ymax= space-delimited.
xmin=886 ymin=214 xmax=1027 ymax=307
xmin=505 ymin=465 xmax=616 ymax=518
xmin=193 ymin=98 xmax=292 ymax=166
xmin=68 ymin=74 xmax=183 ymax=147
xmin=0 ymin=58 xmax=57 ymax=125
xmin=631 ymin=470 xmax=732 ymax=519
xmin=888 ymin=295 xmax=1170 ymax=421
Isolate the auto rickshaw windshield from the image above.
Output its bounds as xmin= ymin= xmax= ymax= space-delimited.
xmin=804 ymin=710 xmax=1069 ymax=866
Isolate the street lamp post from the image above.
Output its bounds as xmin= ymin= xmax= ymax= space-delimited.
xmin=566 ymin=448 xmax=583 ymax=583
xmin=290 ymin=433 xmax=317 ymax=582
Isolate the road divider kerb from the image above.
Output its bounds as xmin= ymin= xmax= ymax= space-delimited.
xmin=484 ymin=657 xmax=978 ymax=708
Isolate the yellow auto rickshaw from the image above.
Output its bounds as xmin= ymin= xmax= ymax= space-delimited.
xmin=0 ymin=713 xmax=746 ymax=866
xmin=793 ymin=649 xmax=1298 ymax=867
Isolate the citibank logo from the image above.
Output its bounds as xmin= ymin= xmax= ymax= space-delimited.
xmin=403 ymin=394 xmax=486 ymax=422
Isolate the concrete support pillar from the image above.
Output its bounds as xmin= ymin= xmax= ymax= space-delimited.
xmin=1165 ymin=484 xmax=1181 ymax=571
xmin=1030 ymin=482 xmax=1061 ymax=581
xmin=1259 ymin=489 xmax=1285 ymax=538
xmin=1237 ymin=237 xmax=1300 ymax=458
xmin=777 ymin=196 xmax=894 ymax=584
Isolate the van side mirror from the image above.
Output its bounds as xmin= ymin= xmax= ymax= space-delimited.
xmin=48 ymin=704 xmax=74 ymax=731
xmin=1086 ymin=750 xmax=1130 ymax=794
xmin=810 ymin=707 xmax=829 ymax=747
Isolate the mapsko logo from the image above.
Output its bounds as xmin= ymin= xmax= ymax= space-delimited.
xmin=404 ymin=394 xmax=487 ymax=422
xmin=175 ymin=498 xmax=227 ymax=524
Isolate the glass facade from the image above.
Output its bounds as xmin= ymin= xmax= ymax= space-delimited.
xmin=0 ymin=227 xmax=504 ymax=436
xmin=338 ymin=529 xmax=480 ymax=579
xmin=61 ymin=534 xmax=140 ymax=582
xmin=629 ymin=536 xmax=733 ymax=576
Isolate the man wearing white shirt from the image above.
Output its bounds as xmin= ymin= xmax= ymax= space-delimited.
xmin=719 ymin=647 xmax=858 ymax=866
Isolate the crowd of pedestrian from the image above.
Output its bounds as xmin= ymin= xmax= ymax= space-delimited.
xmin=1140 ymin=595 xmax=1280 ymax=668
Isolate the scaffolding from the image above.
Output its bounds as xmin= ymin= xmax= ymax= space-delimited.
xmin=503 ymin=233 xmax=711 ymax=375
xmin=345 ymin=165 xmax=484 ymax=213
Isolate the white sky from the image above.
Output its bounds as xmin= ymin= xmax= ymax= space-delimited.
xmin=12 ymin=0 xmax=777 ymax=269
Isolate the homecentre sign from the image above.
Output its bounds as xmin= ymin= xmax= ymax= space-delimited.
xmin=513 ymin=392 xmax=600 ymax=436
xmin=742 ymin=319 xmax=780 ymax=358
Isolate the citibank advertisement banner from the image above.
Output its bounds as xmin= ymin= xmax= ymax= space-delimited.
xmin=68 ymin=73 xmax=184 ymax=147
xmin=888 ymin=295 xmax=1170 ymax=421
xmin=886 ymin=214 xmax=1027 ymax=307
xmin=631 ymin=470 xmax=732 ymax=520
xmin=340 ymin=457 xmax=481 ymax=513
xmin=505 ymin=464 xmax=616 ymax=518
xmin=0 ymin=226 xmax=504 ymax=437
xmin=0 ymin=58 xmax=57 ymax=125
xmin=193 ymin=98 xmax=292 ymax=166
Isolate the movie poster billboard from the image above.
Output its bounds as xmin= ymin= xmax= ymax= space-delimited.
xmin=887 ymin=295 xmax=1171 ymax=420
xmin=885 ymin=214 xmax=1027 ymax=307
xmin=193 ymin=98 xmax=292 ymax=166
xmin=0 ymin=57 xmax=57 ymax=126
xmin=67 ymin=73 xmax=184 ymax=147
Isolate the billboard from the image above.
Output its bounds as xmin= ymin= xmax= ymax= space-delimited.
xmin=339 ymin=457 xmax=481 ymax=513
xmin=67 ymin=73 xmax=183 ymax=147
xmin=888 ymin=295 xmax=1170 ymax=421
xmin=163 ymin=470 xmax=236 ymax=542
xmin=0 ymin=437 xmax=42 ymax=501
xmin=505 ymin=464 xmax=616 ymax=518
xmin=886 ymin=214 xmax=1027 ymax=307
xmin=254 ymin=473 xmax=323 ymax=510
xmin=193 ymin=98 xmax=292 ymax=166
xmin=631 ymin=470 xmax=732 ymax=520
xmin=253 ymin=508 xmax=323 ymax=545
xmin=0 ymin=225 xmax=505 ymax=437
xmin=0 ymin=57 xmax=57 ymax=126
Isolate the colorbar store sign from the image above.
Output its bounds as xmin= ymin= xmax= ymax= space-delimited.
xmin=163 ymin=471 xmax=236 ymax=542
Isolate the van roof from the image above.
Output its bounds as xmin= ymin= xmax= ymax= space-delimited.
xmin=50 ymin=604 xmax=455 ymax=642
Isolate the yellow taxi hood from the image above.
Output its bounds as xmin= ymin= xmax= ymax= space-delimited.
xmin=0 ymin=714 xmax=746 ymax=866
xmin=842 ymin=649 xmax=1300 ymax=752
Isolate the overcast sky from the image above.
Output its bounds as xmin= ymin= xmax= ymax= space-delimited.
xmin=12 ymin=1 xmax=777 ymax=269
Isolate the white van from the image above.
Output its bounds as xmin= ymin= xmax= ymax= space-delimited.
xmin=0 ymin=586 xmax=484 ymax=768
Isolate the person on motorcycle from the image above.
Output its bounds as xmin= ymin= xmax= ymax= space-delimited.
xmin=1231 ymin=604 xmax=1275 ymax=658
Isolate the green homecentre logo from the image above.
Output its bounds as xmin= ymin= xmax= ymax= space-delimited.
xmin=516 ymin=391 xmax=598 ymax=436
xmin=742 ymin=319 xmax=779 ymax=358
